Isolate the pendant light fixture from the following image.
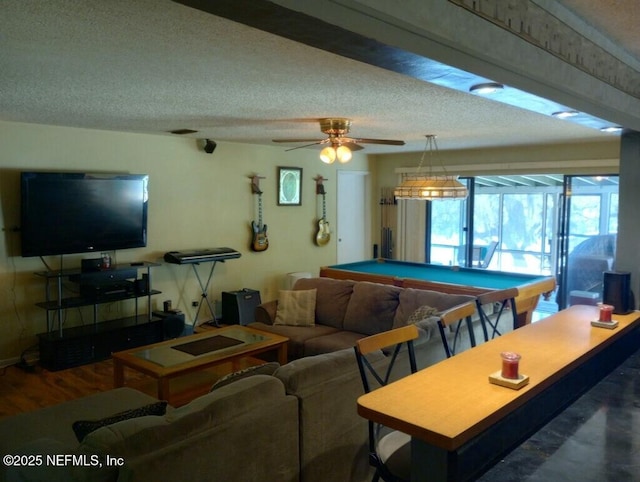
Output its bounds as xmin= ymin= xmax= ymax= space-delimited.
xmin=393 ymin=135 xmax=468 ymax=201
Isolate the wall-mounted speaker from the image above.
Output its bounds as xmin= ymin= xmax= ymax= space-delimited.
xmin=603 ymin=271 xmax=634 ymax=314
xmin=204 ymin=139 xmax=217 ymax=154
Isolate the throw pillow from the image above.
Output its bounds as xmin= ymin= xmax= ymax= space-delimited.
xmin=72 ymin=401 xmax=168 ymax=442
xmin=210 ymin=361 xmax=280 ymax=391
xmin=274 ymin=289 xmax=317 ymax=326
xmin=407 ymin=305 xmax=439 ymax=324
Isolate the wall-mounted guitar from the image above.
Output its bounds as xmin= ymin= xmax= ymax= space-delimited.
xmin=250 ymin=175 xmax=269 ymax=252
xmin=315 ymin=176 xmax=330 ymax=246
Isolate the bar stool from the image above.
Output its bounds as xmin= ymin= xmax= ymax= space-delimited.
xmin=354 ymin=324 xmax=419 ymax=482
xmin=475 ymin=288 xmax=519 ymax=341
xmin=437 ymin=301 xmax=478 ymax=358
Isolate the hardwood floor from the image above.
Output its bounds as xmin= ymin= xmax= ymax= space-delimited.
xmin=0 ymin=324 xmax=271 ymax=420
xmin=0 ymin=359 xmax=136 ymax=419
xmin=0 ymin=353 xmax=264 ymax=420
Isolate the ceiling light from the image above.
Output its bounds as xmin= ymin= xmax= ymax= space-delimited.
xmin=394 ymin=135 xmax=468 ymax=201
xmin=469 ymin=82 xmax=504 ymax=95
xmin=320 ymin=144 xmax=352 ymax=164
xmin=600 ymin=126 xmax=622 ymax=133
xmin=552 ymin=111 xmax=579 ymax=119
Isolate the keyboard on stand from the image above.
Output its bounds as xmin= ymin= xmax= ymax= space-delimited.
xmin=163 ymin=247 xmax=241 ymax=264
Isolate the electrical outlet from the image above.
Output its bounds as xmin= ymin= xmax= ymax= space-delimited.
xmin=192 ymin=301 xmax=199 ymax=307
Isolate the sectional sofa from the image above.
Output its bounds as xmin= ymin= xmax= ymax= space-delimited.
xmin=0 ymin=278 xmax=480 ymax=481
xmin=250 ymin=276 xmax=477 ymax=364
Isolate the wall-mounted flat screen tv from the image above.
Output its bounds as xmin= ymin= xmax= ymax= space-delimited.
xmin=20 ymin=172 xmax=149 ymax=257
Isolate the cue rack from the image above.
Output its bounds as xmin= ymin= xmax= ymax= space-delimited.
xmin=380 ymin=187 xmax=397 ymax=258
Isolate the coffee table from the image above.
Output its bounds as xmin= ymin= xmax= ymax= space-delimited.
xmin=112 ymin=325 xmax=288 ymax=401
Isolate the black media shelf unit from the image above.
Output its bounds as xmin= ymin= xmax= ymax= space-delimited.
xmin=35 ymin=262 xmax=163 ymax=370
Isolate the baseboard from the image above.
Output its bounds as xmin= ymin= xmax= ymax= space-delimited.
xmin=0 ymin=353 xmax=40 ymax=369
xmin=0 ymin=356 xmax=20 ymax=368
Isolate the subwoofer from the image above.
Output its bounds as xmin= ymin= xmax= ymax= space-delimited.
xmin=603 ymin=271 xmax=634 ymax=314
xmin=222 ymin=289 xmax=261 ymax=325
xmin=153 ymin=311 xmax=186 ymax=339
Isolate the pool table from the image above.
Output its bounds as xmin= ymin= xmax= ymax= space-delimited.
xmin=319 ymin=259 xmax=556 ymax=327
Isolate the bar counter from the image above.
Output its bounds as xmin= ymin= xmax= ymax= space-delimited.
xmin=357 ymin=305 xmax=640 ymax=481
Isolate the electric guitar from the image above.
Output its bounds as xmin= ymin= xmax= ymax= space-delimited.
xmin=315 ymin=183 xmax=330 ymax=246
xmin=251 ymin=178 xmax=269 ymax=252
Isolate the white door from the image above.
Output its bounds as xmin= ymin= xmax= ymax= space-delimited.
xmin=337 ymin=170 xmax=370 ymax=263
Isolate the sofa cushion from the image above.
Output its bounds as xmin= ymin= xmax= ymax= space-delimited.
xmin=343 ymin=282 xmax=401 ymax=335
xmin=303 ymin=331 xmax=367 ymax=357
xmin=72 ymin=401 xmax=168 ymax=442
xmin=81 ymin=376 xmax=285 ymax=458
xmin=0 ymin=387 xmax=159 ymax=452
xmin=80 ymin=415 xmax=171 ymax=452
xmin=210 ymin=362 xmax=280 ymax=391
xmin=295 ymin=277 xmax=355 ymax=329
xmin=249 ymin=322 xmax=340 ymax=360
xmin=274 ymin=348 xmax=388 ymax=482
xmin=274 ymin=289 xmax=317 ymax=326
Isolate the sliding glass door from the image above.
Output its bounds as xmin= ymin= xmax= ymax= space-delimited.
xmin=426 ymin=179 xmax=471 ymax=265
xmin=422 ymin=173 xmax=618 ymax=312
xmin=556 ymin=175 xmax=619 ymax=308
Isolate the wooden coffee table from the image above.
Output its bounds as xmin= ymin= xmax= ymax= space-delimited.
xmin=112 ymin=325 xmax=288 ymax=401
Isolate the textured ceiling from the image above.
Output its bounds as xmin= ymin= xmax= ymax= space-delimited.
xmin=0 ymin=0 xmax=637 ymax=154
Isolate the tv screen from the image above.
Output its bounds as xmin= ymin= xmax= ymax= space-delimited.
xmin=20 ymin=172 xmax=149 ymax=257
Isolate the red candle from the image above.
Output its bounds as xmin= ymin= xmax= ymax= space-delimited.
xmin=598 ymin=304 xmax=614 ymax=322
xmin=501 ymin=352 xmax=521 ymax=379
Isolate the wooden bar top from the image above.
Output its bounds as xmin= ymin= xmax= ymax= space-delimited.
xmin=357 ymin=305 xmax=640 ymax=452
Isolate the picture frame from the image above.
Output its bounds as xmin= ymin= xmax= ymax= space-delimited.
xmin=278 ymin=167 xmax=302 ymax=206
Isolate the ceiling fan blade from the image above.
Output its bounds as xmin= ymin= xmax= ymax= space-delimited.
xmin=342 ymin=142 xmax=364 ymax=151
xmin=353 ymin=138 xmax=406 ymax=146
xmin=272 ymin=138 xmax=323 ymax=143
xmin=284 ymin=141 xmax=323 ymax=152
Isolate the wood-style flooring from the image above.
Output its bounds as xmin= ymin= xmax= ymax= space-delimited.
xmin=0 ymin=359 xmax=139 ymax=419
xmin=0 ymin=356 xmax=254 ymax=420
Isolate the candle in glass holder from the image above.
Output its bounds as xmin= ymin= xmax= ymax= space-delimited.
xmin=501 ymin=352 xmax=521 ymax=379
xmin=598 ymin=303 xmax=614 ymax=322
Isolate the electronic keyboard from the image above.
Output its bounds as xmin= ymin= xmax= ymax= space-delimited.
xmin=163 ymin=247 xmax=241 ymax=264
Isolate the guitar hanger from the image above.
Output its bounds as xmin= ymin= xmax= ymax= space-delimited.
xmin=314 ymin=176 xmax=327 ymax=195
xmin=250 ymin=175 xmax=265 ymax=194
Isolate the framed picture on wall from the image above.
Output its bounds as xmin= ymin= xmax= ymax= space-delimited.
xmin=278 ymin=167 xmax=302 ymax=206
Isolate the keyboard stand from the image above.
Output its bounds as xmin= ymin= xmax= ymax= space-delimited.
xmin=191 ymin=261 xmax=220 ymax=327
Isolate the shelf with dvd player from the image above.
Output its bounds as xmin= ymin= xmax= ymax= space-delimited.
xmin=34 ymin=261 xmax=161 ymax=336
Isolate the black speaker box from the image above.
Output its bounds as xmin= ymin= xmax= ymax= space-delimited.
xmin=152 ymin=311 xmax=186 ymax=339
xmin=81 ymin=258 xmax=103 ymax=272
xmin=222 ymin=289 xmax=261 ymax=325
xmin=603 ymin=271 xmax=634 ymax=314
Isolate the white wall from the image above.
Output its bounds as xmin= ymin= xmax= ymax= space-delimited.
xmin=0 ymin=120 xmax=370 ymax=362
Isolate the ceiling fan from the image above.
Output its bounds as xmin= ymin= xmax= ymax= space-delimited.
xmin=272 ymin=118 xmax=405 ymax=164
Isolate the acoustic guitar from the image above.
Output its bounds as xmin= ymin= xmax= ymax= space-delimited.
xmin=315 ymin=183 xmax=330 ymax=246
xmin=251 ymin=178 xmax=269 ymax=252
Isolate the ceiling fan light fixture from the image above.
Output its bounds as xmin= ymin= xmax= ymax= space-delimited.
xmin=320 ymin=146 xmax=337 ymax=164
xmin=336 ymin=145 xmax=352 ymax=163
xmin=320 ymin=145 xmax=352 ymax=164
xmin=469 ymin=82 xmax=504 ymax=95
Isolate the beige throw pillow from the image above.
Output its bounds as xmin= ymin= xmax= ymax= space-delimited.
xmin=274 ymin=289 xmax=317 ymax=326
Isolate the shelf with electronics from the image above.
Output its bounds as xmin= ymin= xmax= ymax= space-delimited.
xmin=35 ymin=260 xmax=164 ymax=371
